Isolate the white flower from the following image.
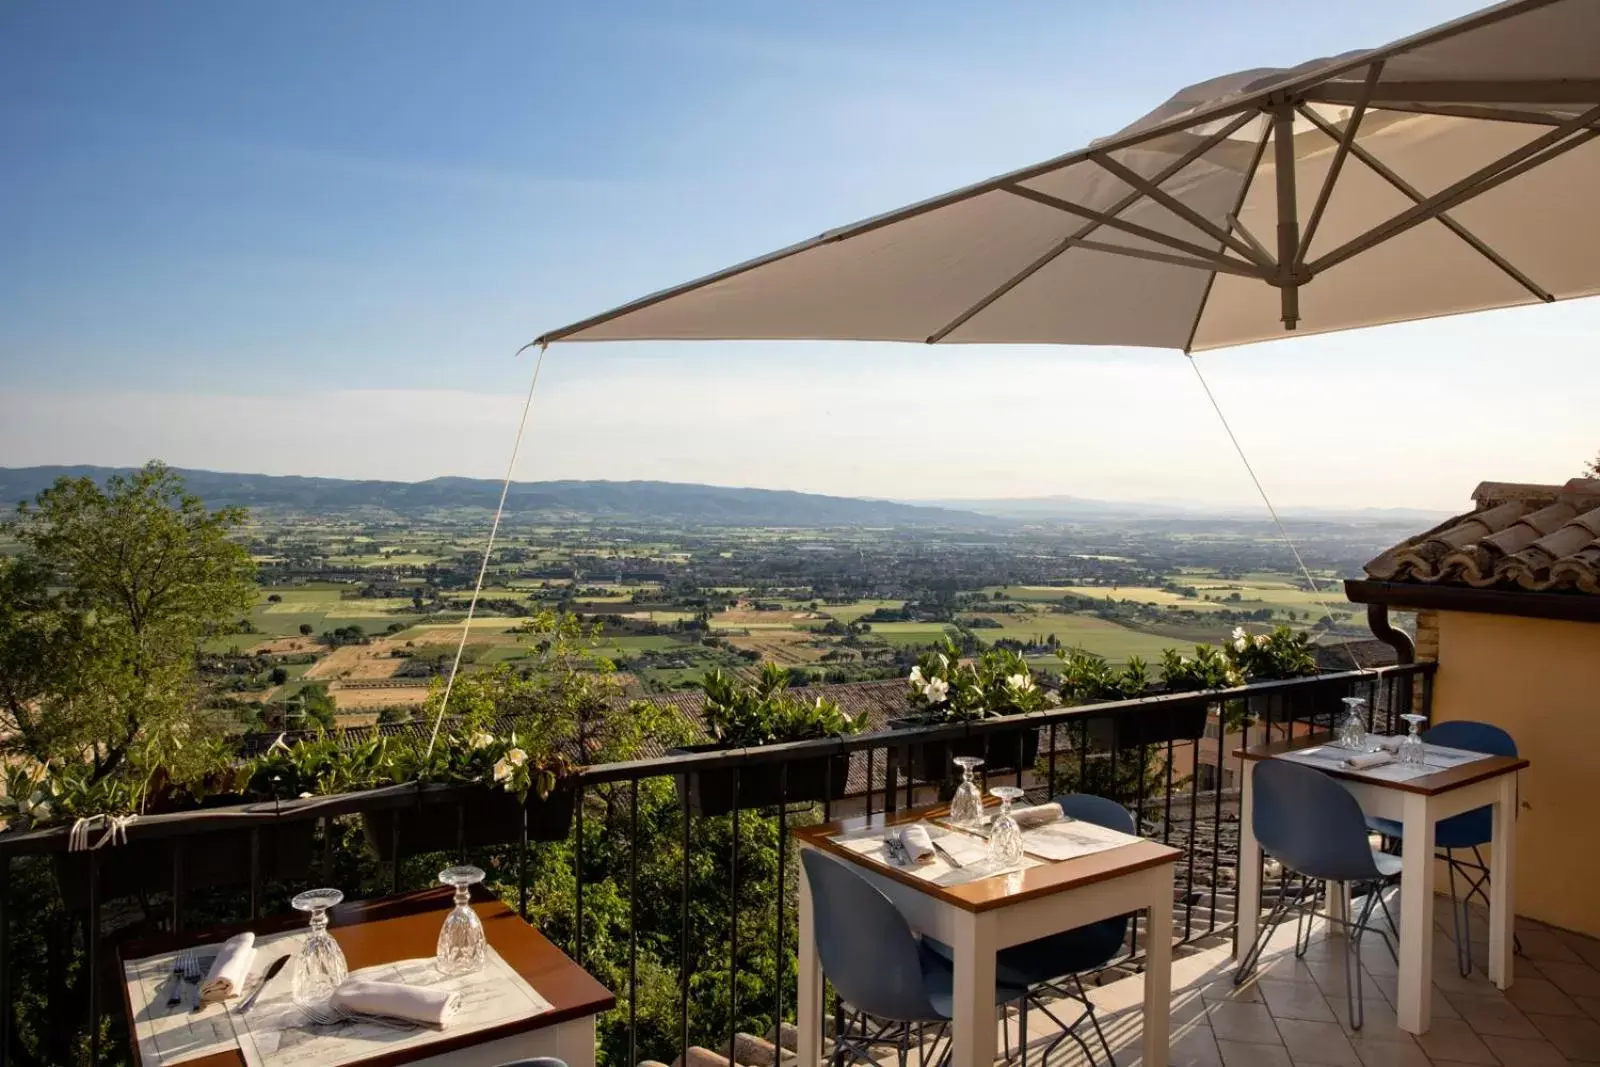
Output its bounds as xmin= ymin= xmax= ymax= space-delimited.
xmin=506 ymin=747 xmax=528 ymax=767
xmin=493 ymin=758 xmax=513 ymax=783
xmin=923 ymin=678 xmax=950 ymax=703
xmin=268 ymin=732 xmax=290 ymax=754
xmin=908 ymin=666 xmax=925 ymax=686
xmin=937 ymin=653 xmax=950 ymax=670
xmin=469 ymin=730 xmax=495 ymax=749
xmin=1253 ymin=634 xmax=1269 ymax=649
xmin=1046 ymin=691 xmax=1062 ymax=706
xmin=1233 ymin=636 xmax=1248 ymax=653
xmin=1006 ymin=673 xmax=1035 ymax=692
xmin=299 ymin=792 xmax=313 ymax=799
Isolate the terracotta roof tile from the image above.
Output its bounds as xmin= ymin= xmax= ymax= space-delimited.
xmin=1365 ymin=478 xmax=1600 ymax=595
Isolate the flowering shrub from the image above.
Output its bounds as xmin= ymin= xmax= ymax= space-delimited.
xmin=1224 ymin=625 xmax=1318 ymax=680
xmin=906 ymin=641 xmax=1049 ymax=722
xmin=699 ymin=664 xmax=862 ymax=746
xmin=1160 ymin=644 xmax=1243 ymax=691
xmin=1055 ymin=649 xmax=1149 ymax=704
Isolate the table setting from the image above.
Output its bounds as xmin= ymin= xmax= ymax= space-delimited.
xmin=1274 ymin=698 xmax=1499 ymax=782
xmin=123 ymin=865 xmax=552 ymax=1067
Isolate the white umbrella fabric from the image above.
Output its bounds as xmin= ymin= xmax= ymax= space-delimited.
xmin=533 ymin=0 xmax=1600 ymax=354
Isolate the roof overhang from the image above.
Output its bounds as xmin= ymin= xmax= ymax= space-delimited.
xmin=1345 ymin=578 xmax=1600 ymax=624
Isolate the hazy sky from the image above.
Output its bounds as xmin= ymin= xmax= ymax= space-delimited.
xmin=2 ymin=1 xmax=1594 ymax=512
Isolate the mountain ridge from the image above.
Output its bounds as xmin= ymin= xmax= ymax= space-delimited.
xmin=0 ymin=466 xmax=985 ymax=527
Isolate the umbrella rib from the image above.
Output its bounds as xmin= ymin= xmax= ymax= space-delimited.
xmin=1305 ymin=78 xmax=1600 ymax=106
xmin=922 ymin=111 xmax=1257 ymax=344
xmin=1364 ymin=101 xmax=1591 ymax=128
xmin=1296 ymin=103 xmax=1555 ymax=302
xmin=1087 ymin=151 xmax=1273 ymax=268
xmin=1068 ymin=239 xmax=1262 ymax=277
xmin=1298 ymin=61 xmax=1384 ymax=265
xmin=1182 ymin=120 xmax=1274 ymax=354
xmin=1001 ymin=185 xmax=1267 ymax=275
xmin=1308 ymin=102 xmax=1600 ymax=276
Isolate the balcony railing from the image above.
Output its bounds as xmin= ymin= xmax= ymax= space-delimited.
xmin=0 ymin=662 xmax=1433 ymax=1067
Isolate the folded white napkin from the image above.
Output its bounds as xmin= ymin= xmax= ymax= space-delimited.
xmin=898 ymin=825 xmax=936 ymax=864
xmin=200 ymin=933 xmax=256 ymax=1003
xmin=1341 ymin=752 xmax=1393 ymax=770
xmin=1011 ymin=803 xmax=1064 ymax=830
xmin=331 ymin=979 xmax=461 ymax=1027
xmin=1372 ymin=735 xmax=1404 ymax=752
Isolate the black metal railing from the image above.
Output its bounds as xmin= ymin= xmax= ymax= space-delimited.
xmin=0 ymin=663 xmax=1432 ymax=1067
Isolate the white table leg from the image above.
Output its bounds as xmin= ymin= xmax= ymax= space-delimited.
xmin=1489 ymin=773 xmax=1517 ymax=989
xmin=1236 ymin=762 xmax=1261 ymax=961
xmin=797 ymin=847 xmax=823 ymax=1067
xmin=1143 ymin=868 xmax=1174 ymax=1067
xmin=951 ymin=909 xmax=999 ymax=1067
xmin=1395 ymin=791 xmax=1436 ymax=1033
xmin=1326 ymin=879 xmax=1349 ymax=937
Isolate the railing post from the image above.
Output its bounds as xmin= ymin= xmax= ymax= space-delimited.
xmin=679 ymin=778 xmax=692 ymax=1063
xmin=774 ymin=763 xmax=787 ymax=1043
xmin=575 ymin=783 xmax=585 ymax=967
xmin=728 ymin=771 xmax=739 ymax=1062
xmin=628 ymin=778 xmax=639 ymax=1067
xmin=87 ymin=849 xmax=100 ymax=1065
xmin=171 ymin=842 xmax=185 ymax=935
xmin=0 ymin=853 xmax=9 ymax=1062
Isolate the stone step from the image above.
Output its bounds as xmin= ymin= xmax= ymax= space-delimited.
xmin=672 ymin=1047 xmax=734 ymax=1067
xmin=725 ymin=1032 xmax=790 ymax=1066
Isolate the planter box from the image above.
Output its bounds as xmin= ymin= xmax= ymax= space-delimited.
xmin=888 ymin=718 xmax=1041 ymax=780
xmin=1112 ymin=702 xmax=1209 ymax=749
xmin=53 ymin=819 xmax=317 ymax=909
xmin=361 ymin=783 xmax=575 ymax=861
xmin=671 ymin=744 xmax=850 ymax=817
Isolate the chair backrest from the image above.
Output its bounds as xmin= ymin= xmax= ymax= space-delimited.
xmin=800 ymin=850 xmax=941 ymax=1022
xmin=1423 ymin=720 xmax=1517 ymax=758
xmin=1051 ymin=793 xmax=1137 ymax=835
xmin=1425 ymin=720 xmax=1516 ymax=848
xmin=1252 ymin=760 xmax=1383 ymax=883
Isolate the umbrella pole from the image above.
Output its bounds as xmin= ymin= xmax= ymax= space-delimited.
xmin=1271 ymin=100 xmax=1301 ymax=331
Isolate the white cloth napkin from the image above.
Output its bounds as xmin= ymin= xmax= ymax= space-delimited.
xmin=1341 ymin=751 xmax=1393 ymax=770
xmin=1011 ymin=803 xmax=1064 ymax=830
xmin=331 ymin=979 xmax=461 ymax=1027
xmin=199 ymin=933 xmax=256 ymax=1003
xmin=898 ymin=825 xmax=936 ymax=864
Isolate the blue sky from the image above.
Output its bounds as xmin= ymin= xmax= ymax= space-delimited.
xmin=2 ymin=0 xmax=1594 ymax=509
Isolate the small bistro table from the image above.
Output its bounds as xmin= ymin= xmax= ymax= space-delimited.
xmin=119 ymin=885 xmax=614 ymax=1067
xmin=1235 ymin=733 xmax=1528 ymax=1035
xmin=794 ymin=803 xmax=1181 ymax=1067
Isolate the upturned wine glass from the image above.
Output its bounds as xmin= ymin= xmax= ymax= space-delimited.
xmin=949 ymin=756 xmax=985 ymax=827
xmin=436 ymin=865 xmax=488 ymax=975
xmin=1337 ymin=697 xmax=1370 ymax=750
xmin=988 ymin=786 xmax=1026 ymax=870
xmin=1398 ymin=713 xmax=1428 ymax=766
xmin=290 ymin=888 xmax=348 ymax=1009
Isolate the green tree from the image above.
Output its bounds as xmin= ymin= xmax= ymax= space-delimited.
xmin=1585 ymin=451 xmax=1599 ymax=478
xmin=1 ymin=462 xmax=255 ymax=784
xmin=299 ymin=623 xmax=315 ymax=636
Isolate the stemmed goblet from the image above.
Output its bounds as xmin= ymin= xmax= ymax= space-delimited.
xmin=290 ymin=888 xmax=348 ymax=1010
xmin=1398 ymin=713 xmax=1428 ymax=766
xmin=949 ymin=756 xmax=985 ymax=827
xmin=435 ymin=865 xmax=488 ymax=975
xmin=988 ymin=786 xmax=1026 ymax=870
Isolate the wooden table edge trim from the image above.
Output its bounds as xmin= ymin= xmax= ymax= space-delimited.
xmin=1233 ymin=734 xmax=1528 ymax=796
xmin=795 ymin=811 xmax=1182 ymax=913
xmin=116 ymin=887 xmax=615 ymax=1067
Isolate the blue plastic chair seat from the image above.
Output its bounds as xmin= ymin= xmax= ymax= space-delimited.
xmin=1364 ymin=721 xmax=1514 ymax=852
xmin=923 ymin=916 xmax=1126 ymax=989
xmin=917 ymin=941 xmax=1030 ymax=1017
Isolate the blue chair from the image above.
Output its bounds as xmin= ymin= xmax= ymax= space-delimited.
xmin=801 ymin=849 xmax=1027 ymax=1067
xmin=1365 ymin=720 xmax=1517 ymax=976
xmin=924 ymin=794 xmax=1133 ymax=1067
xmin=1236 ymin=760 xmax=1400 ymax=1029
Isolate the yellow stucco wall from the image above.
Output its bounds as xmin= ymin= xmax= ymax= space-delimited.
xmin=1432 ymin=610 xmax=1600 ymax=936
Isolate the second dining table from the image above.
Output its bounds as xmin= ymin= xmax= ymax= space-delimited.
xmin=795 ymin=802 xmax=1181 ymax=1067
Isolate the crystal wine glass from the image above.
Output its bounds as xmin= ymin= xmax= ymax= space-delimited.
xmin=949 ymin=756 xmax=985 ymax=827
xmin=1398 ymin=713 xmax=1428 ymax=766
xmin=436 ymin=865 xmax=488 ymax=975
xmin=290 ymin=888 xmax=348 ymax=1009
xmin=989 ymin=786 xmax=1026 ymax=870
xmin=1337 ymin=697 xmax=1370 ymax=751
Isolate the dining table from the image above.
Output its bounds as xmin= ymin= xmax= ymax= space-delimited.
xmin=118 ymin=885 xmax=614 ymax=1067
xmin=1235 ymin=731 xmax=1528 ymax=1034
xmin=794 ymin=801 xmax=1181 ymax=1067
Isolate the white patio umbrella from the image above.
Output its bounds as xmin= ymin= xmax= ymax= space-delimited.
xmin=532 ymin=0 xmax=1600 ymax=354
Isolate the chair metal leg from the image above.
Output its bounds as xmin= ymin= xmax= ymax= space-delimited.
xmin=1075 ymin=974 xmax=1116 ymax=1067
xmin=1344 ymin=885 xmax=1382 ymax=1031
xmin=1237 ymin=869 xmax=1299 ymax=983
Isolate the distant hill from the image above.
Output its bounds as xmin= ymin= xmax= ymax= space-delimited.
xmin=914 ymin=494 xmax=1452 ymax=524
xmin=0 ymin=466 xmax=985 ymax=527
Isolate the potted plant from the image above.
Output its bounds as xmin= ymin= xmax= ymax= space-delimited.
xmin=890 ymin=643 xmax=1046 ymax=779
xmin=673 ymin=664 xmax=861 ymax=817
xmin=360 ymin=726 xmax=578 ymax=861
xmin=1223 ymin=625 xmax=1325 ymax=732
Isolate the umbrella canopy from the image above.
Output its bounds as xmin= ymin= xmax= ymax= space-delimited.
xmin=535 ymin=0 xmax=1600 ymax=354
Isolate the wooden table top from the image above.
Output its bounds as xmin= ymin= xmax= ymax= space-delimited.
xmin=117 ymin=886 xmax=614 ymax=1067
xmin=1235 ymin=731 xmax=1529 ymax=796
xmin=794 ymin=802 xmax=1181 ymax=914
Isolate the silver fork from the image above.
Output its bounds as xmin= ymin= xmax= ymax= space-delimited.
xmin=299 ymin=1001 xmax=419 ymax=1031
xmin=182 ymin=952 xmax=206 ymax=1010
xmin=165 ymin=950 xmax=194 ymax=1007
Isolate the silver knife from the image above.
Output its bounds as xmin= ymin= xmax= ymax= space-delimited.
xmin=930 ymin=837 xmax=965 ymax=869
xmin=235 ymin=954 xmax=291 ymax=1015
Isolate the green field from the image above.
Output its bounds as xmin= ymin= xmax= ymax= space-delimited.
xmin=821 ymin=599 xmax=905 ymax=623
xmin=867 ymin=621 xmax=958 ymax=647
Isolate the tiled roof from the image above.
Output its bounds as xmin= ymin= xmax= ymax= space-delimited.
xmin=1364 ymin=478 xmax=1600 ymax=594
